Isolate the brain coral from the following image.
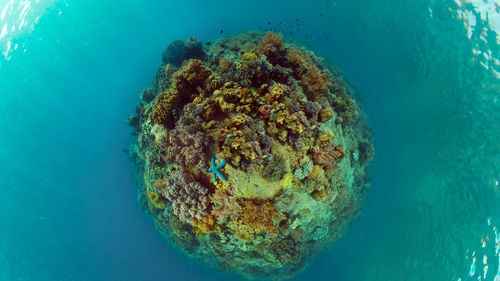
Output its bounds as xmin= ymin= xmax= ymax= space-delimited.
xmin=127 ymin=31 xmax=374 ymax=280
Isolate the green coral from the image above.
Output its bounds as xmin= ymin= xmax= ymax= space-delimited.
xmin=146 ymin=189 xmax=166 ymax=209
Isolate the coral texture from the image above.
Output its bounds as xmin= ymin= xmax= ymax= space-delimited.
xmin=127 ymin=31 xmax=374 ymax=281
xmin=155 ymin=169 xmax=209 ymax=223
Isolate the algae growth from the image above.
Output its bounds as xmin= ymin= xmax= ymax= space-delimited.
xmin=127 ymin=31 xmax=374 ymax=280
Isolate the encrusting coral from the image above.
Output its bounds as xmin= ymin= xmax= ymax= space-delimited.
xmin=127 ymin=31 xmax=374 ymax=280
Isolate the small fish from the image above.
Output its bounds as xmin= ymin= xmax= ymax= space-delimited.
xmin=206 ymin=41 xmax=211 ymax=46
xmin=220 ymin=29 xmax=224 ymax=34
xmin=320 ymin=13 xmax=324 ymax=16
xmin=267 ymin=21 xmax=271 ymax=25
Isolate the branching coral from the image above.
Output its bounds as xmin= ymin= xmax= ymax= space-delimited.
xmin=301 ymin=66 xmax=330 ymax=101
xmin=258 ymin=31 xmax=287 ymax=65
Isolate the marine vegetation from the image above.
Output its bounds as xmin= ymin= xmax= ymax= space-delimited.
xmin=127 ymin=31 xmax=374 ymax=280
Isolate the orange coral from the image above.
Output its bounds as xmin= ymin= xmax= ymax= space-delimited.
xmin=263 ymin=102 xmax=307 ymax=138
xmin=210 ymin=182 xmax=280 ymax=240
xmin=151 ymin=59 xmax=212 ymax=126
xmin=312 ymin=142 xmax=345 ymax=169
xmin=219 ymin=58 xmax=230 ymax=69
xmin=319 ymin=108 xmax=334 ymax=122
xmin=301 ymin=66 xmax=330 ymax=100
xmin=192 ymin=214 xmax=217 ymax=236
xmin=210 ymin=83 xmax=258 ymax=115
xmin=263 ymin=83 xmax=286 ymax=103
xmin=287 ymin=48 xmax=306 ymax=66
xmin=224 ymin=129 xmax=258 ymax=161
xmin=210 ymin=187 xmax=242 ymax=223
xmin=173 ymin=59 xmax=212 ymax=96
xmin=230 ymin=200 xmax=279 ymax=240
xmin=257 ymin=31 xmax=286 ymax=64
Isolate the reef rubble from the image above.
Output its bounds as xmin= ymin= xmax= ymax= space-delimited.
xmin=127 ymin=31 xmax=374 ymax=280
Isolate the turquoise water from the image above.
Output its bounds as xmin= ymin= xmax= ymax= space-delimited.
xmin=0 ymin=0 xmax=499 ymax=280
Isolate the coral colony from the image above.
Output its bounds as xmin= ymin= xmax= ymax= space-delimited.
xmin=127 ymin=31 xmax=374 ymax=280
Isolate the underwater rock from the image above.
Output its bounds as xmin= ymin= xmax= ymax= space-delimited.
xmin=162 ymin=36 xmax=205 ymax=67
xmin=128 ymin=31 xmax=374 ymax=280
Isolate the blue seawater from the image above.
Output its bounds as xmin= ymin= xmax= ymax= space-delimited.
xmin=0 ymin=0 xmax=498 ymax=280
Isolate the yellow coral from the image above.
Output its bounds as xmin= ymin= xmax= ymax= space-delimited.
xmin=307 ymin=165 xmax=325 ymax=181
xmin=264 ymin=83 xmax=286 ymax=103
xmin=287 ymin=48 xmax=307 ymax=66
xmin=258 ymin=31 xmax=285 ymax=58
xmin=242 ymin=52 xmax=258 ymax=60
xmin=151 ymin=90 xmax=178 ymax=125
xmin=301 ymin=65 xmax=330 ymax=100
xmin=280 ymin=172 xmax=294 ymax=189
xmin=146 ymin=189 xmax=166 ymax=209
xmin=319 ymin=108 xmax=334 ymax=122
xmin=192 ymin=214 xmax=217 ymax=236
xmin=219 ymin=58 xmax=231 ymax=69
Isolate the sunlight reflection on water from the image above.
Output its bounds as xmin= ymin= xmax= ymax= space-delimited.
xmin=0 ymin=0 xmax=58 ymax=62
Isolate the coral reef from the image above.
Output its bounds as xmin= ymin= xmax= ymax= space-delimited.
xmin=127 ymin=31 xmax=374 ymax=280
xmin=257 ymin=31 xmax=287 ymax=65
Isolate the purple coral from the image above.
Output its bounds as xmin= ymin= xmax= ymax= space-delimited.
xmin=159 ymin=104 xmax=211 ymax=172
xmin=156 ymin=169 xmax=210 ymax=223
